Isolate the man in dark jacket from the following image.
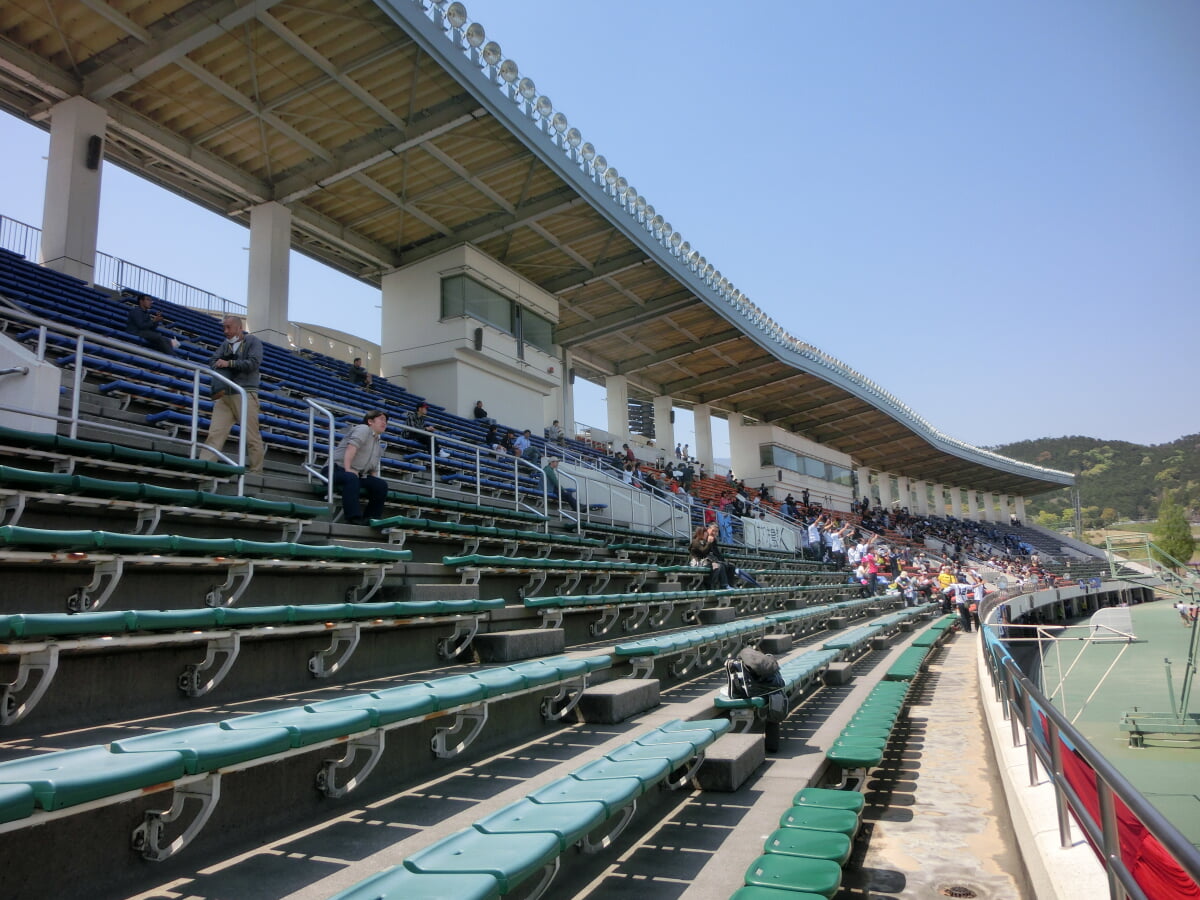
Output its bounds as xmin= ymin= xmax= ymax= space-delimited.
xmin=126 ymin=294 xmax=177 ymax=355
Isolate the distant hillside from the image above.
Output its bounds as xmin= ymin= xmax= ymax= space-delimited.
xmin=988 ymin=434 xmax=1200 ymax=528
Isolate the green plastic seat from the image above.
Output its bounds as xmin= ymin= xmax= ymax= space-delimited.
xmin=469 ymin=667 xmax=528 ymax=696
xmin=743 ymin=852 xmax=842 ymax=898
xmin=791 ymin=787 xmax=866 ymax=815
xmin=606 ymin=741 xmax=694 ymax=768
xmin=778 ymin=805 xmax=860 ymax=836
xmin=474 ymin=797 xmax=607 ymax=851
xmin=137 ymin=483 xmax=205 ymax=505
xmin=0 ymin=746 xmax=186 ymax=810
xmin=730 ymin=885 xmax=827 ymax=900
xmin=222 ymin=707 xmax=373 ymax=748
xmin=130 ymin=609 xmax=223 ymax=631
xmin=763 ymin=826 xmax=852 ymax=864
xmin=327 ymin=866 xmax=500 ymax=900
xmin=529 ymin=775 xmax=641 ymax=816
xmin=287 ymin=603 xmax=356 ymax=623
xmin=403 ymin=829 xmax=560 ymax=894
xmin=364 ymin=685 xmax=441 ymax=724
xmin=0 ymin=782 xmax=36 ymax=824
xmin=423 ymin=675 xmax=488 ymax=709
xmin=571 ymin=757 xmax=670 ymax=792
xmin=219 ymin=606 xmax=293 ymax=626
xmin=111 ymin=723 xmax=293 ymax=774
xmin=12 ymin=611 xmax=135 ymax=639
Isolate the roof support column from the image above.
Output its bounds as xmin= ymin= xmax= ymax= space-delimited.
xmin=693 ymin=404 xmax=713 ymax=471
xmin=247 ymin=201 xmax=292 ymax=347
xmin=856 ymin=467 xmax=872 ymax=506
xmin=977 ymin=491 xmax=992 ymax=522
xmin=949 ymin=486 xmax=963 ymax=519
xmin=963 ymin=488 xmax=978 ymax=521
xmin=561 ymin=352 xmax=576 ymax=437
xmin=912 ymin=479 xmax=928 ymax=516
xmin=653 ymin=395 xmax=674 ymax=458
xmin=877 ymin=472 xmax=893 ymax=509
xmin=40 ymin=97 xmax=107 ymax=284
xmin=895 ymin=475 xmax=910 ymax=512
xmin=1015 ymin=495 xmax=1027 ymax=524
xmin=605 ymin=375 xmax=629 ymax=446
xmin=931 ymin=483 xmax=945 ymax=516
xmin=1003 ymin=494 xmax=1016 ymax=525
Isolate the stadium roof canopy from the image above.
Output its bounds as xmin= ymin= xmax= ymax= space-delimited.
xmin=0 ymin=0 xmax=1072 ymax=496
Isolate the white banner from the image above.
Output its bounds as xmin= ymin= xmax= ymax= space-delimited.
xmin=740 ymin=517 xmax=796 ymax=553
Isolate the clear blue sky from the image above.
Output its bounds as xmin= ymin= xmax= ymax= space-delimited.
xmin=1 ymin=0 xmax=1196 ymax=450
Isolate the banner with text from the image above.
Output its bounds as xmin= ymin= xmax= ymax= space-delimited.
xmin=740 ymin=517 xmax=797 ymax=553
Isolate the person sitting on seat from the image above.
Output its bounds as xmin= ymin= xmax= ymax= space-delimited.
xmin=126 ymin=293 xmax=179 ymax=355
xmin=542 ymin=457 xmax=577 ymax=510
xmin=472 ymin=400 xmax=495 ymax=425
xmin=348 ymin=357 xmax=373 ymax=389
xmin=544 ymin=420 xmax=565 ymax=443
xmin=331 ymin=410 xmax=389 ymax=525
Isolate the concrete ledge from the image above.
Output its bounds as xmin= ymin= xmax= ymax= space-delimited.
xmin=386 ymin=582 xmax=480 ymax=602
xmin=474 ymin=628 xmax=564 ymax=663
xmin=697 ymin=606 xmax=736 ymax=625
xmin=899 ymin=621 xmax=914 ymax=632
xmin=759 ymin=634 xmax=793 ymax=655
xmin=870 ymin=636 xmax=890 ymax=650
xmin=695 ymin=732 xmax=764 ymax=792
xmin=827 ymin=615 xmax=848 ymax=629
xmin=823 ymin=662 xmax=855 ymax=685
xmin=576 ymin=678 xmax=659 ymax=724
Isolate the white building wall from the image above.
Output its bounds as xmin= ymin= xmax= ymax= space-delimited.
xmin=727 ymin=418 xmax=855 ymax=510
xmin=380 ymin=244 xmax=562 ymax=429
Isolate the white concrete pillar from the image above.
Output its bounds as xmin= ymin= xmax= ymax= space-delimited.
xmin=977 ymin=491 xmax=992 ymax=522
xmin=931 ymin=483 xmax=944 ymax=516
xmin=949 ymin=486 xmax=963 ymax=518
xmin=912 ymin=480 xmax=928 ymax=516
xmin=652 ymin=395 xmax=674 ymax=457
xmin=605 ymin=375 xmax=629 ymax=444
xmin=1002 ymin=494 xmax=1016 ymax=524
xmin=247 ymin=201 xmax=292 ymax=347
xmin=1016 ymin=495 xmax=1027 ymax=524
xmin=40 ymin=97 xmax=107 ymax=283
xmin=895 ymin=475 xmax=910 ymax=512
xmin=856 ymin=467 xmax=872 ymax=505
xmin=877 ymin=472 xmax=893 ymax=509
xmin=561 ymin=352 xmax=576 ymax=437
xmin=963 ymin=489 xmax=978 ymax=521
xmin=693 ymin=404 xmax=713 ymax=470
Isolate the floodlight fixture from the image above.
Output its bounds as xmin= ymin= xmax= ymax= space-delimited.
xmin=465 ymin=22 xmax=485 ymax=47
xmin=482 ymin=41 xmax=502 ymax=66
xmin=518 ymin=77 xmax=537 ymax=100
xmin=551 ymin=112 xmax=568 ymax=134
xmin=446 ymin=2 xmax=468 ymax=29
xmin=535 ymin=95 xmax=553 ymax=119
xmin=580 ymin=142 xmax=596 ymax=162
xmin=565 ymin=127 xmax=582 ymax=148
xmin=499 ymin=59 xmax=519 ymax=83
xmin=604 ymin=167 xmax=618 ymax=186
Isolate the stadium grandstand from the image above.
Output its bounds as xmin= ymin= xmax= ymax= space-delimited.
xmin=0 ymin=2 xmax=1197 ymax=900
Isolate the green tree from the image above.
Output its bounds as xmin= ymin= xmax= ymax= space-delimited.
xmin=1151 ymin=491 xmax=1195 ymax=570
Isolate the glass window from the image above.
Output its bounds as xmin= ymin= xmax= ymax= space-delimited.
xmin=830 ymin=465 xmax=852 ymax=487
xmin=441 ymin=274 xmax=514 ymax=333
xmin=803 ymin=456 xmax=826 ymax=479
xmin=521 ymin=308 xmax=555 ymax=355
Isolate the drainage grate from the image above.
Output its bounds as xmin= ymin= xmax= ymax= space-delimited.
xmin=940 ymin=889 xmax=978 ymax=899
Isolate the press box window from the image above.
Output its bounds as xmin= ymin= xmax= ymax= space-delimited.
xmin=441 ymin=273 xmax=555 ymax=357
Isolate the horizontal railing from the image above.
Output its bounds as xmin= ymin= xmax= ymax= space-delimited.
xmin=980 ymin=589 xmax=1200 ymax=899
xmin=0 ymin=215 xmax=246 ymax=318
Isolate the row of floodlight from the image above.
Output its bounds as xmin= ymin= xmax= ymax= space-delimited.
xmin=413 ymin=1 xmax=1067 ymax=481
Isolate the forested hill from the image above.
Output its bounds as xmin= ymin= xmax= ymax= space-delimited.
xmin=987 ymin=434 xmax=1200 ymax=527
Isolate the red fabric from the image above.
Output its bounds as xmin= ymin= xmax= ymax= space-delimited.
xmin=1053 ymin=724 xmax=1200 ymax=899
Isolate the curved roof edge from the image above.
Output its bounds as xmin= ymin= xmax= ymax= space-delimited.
xmin=383 ymin=0 xmax=1074 ymax=490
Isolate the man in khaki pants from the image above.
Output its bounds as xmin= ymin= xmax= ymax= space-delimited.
xmin=201 ymin=315 xmax=265 ymax=473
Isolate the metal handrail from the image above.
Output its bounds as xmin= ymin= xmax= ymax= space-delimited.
xmin=304 ymin=405 xmax=552 ymax=526
xmin=979 ymin=592 xmax=1200 ymax=899
xmin=0 ymin=303 xmax=247 ymax=491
